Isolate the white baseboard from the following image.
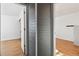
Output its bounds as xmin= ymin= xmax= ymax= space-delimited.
xmin=1 ymin=37 xmax=21 ymax=41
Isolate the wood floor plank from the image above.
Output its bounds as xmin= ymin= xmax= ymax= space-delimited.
xmin=56 ymin=38 xmax=79 ymax=56
xmin=0 ymin=39 xmax=23 ymax=56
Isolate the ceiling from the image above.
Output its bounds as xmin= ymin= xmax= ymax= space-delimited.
xmin=1 ymin=3 xmax=79 ymax=17
xmin=54 ymin=3 xmax=79 ymax=17
xmin=1 ymin=3 xmax=24 ymax=16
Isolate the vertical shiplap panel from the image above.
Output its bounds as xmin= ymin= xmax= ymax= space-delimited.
xmin=28 ymin=4 xmax=36 ymax=56
xmin=37 ymin=4 xmax=52 ymax=56
xmin=35 ymin=3 xmax=37 ymax=56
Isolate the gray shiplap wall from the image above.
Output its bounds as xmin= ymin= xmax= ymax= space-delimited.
xmin=28 ymin=4 xmax=36 ymax=56
xmin=37 ymin=4 xmax=52 ymax=56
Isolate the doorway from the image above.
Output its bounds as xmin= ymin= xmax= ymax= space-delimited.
xmin=0 ymin=3 xmax=27 ymax=56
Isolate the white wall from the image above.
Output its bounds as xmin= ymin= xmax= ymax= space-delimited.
xmin=54 ymin=12 xmax=79 ymax=41
xmin=1 ymin=15 xmax=21 ymax=40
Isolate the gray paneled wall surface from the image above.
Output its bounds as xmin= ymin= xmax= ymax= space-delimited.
xmin=27 ymin=3 xmax=53 ymax=56
xmin=28 ymin=4 xmax=36 ymax=56
xmin=37 ymin=4 xmax=52 ymax=56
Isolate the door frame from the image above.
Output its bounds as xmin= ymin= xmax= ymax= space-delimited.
xmin=17 ymin=3 xmax=28 ymax=56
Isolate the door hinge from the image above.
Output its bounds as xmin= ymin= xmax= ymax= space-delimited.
xmin=24 ymin=11 xmax=25 ymax=14
xmin=24 ymin=44 xmax=25 ymax=47
xmin=24 ymin=28 xmax=26 ymax=31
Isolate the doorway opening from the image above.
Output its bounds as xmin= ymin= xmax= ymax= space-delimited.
xmin=1 ymin=3 xmax=26 ymax=56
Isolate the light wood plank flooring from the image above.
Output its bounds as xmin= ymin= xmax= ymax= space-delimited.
xmin=0 ymin=39 xmax=23 ymax=56
xmin=56 ymin=38 xmax=79 ymax=56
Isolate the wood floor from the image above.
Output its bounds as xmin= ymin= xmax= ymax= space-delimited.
xmin=0 ymin=39 xmax=23 ymax=56
xmin=56 ymin=38 xmax=79 ymax=56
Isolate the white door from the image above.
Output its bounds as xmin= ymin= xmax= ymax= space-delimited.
xmin=19 ymin=7 xmax=27 ymax=55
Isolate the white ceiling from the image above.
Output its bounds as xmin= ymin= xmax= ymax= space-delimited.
xmin=1 ymin=3 xmax=23 ymax=16
xmin=1 ymin=3 xmax=79 ymax=17
xmin=54 ymin=3 xmax=79 ymax=17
